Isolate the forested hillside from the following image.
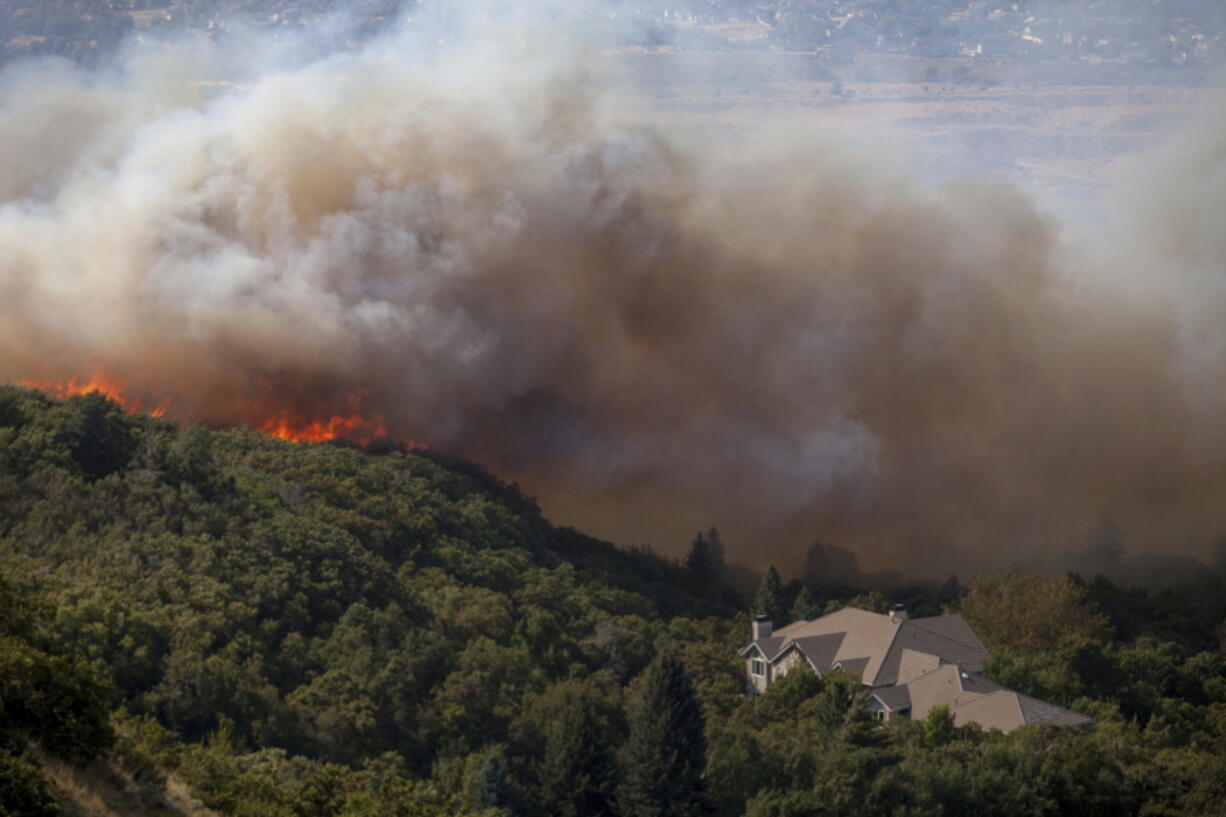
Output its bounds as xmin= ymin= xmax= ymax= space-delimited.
xmin=2 ymin=386 xmax=1226 ymax=817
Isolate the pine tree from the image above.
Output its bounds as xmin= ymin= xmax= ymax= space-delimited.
xmin=686 ymin=528 xmax=728 ymax=597
xmin=685 ymin=531 xmax=715 ymax=585
xmin=618 ymin=650 xmax=708 ymax=817
xmin=940 ymin=574 xmax=961 ymax=607
xmin=790 ymin=585 xmax=821 ymax=622
xmin=704 ymin=527 xmax=726 ymax=583
xmin=469 ymin=752 xmax=517 ymax=815
xmin=753 ymin=565 xmax=788 ymax=625
xmin=539 ymin=695 xmax=617 ymax=817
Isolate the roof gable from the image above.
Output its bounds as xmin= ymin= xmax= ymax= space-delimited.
xmin=903 ymin=664 xmax=972 ymax=718
xmin=833 ymin=657 xmax=870 ymax=679
xmin=786 ymin=632 xmax=846 ymax=671
xmin=871 ymin=684 xmax=912 ymax=712
xmin=765 ymin=607 xmax=900 ymax=683
xmin=739 ymin=636 xmax=785 ymax=661
xmin=873 ymin=619 xmax=989 ymax=685
xmin=909 ymin=614 xmax=988 ymax=654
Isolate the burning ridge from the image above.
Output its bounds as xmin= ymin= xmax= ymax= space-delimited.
xmin=17 ymin=374 xmax=412 ymax=448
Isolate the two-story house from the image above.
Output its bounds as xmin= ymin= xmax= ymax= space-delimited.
xmin=740 ymin=604 xmax=1091 ymax=732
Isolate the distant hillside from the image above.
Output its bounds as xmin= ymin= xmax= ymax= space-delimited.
xmin=2 ymin=0 xmax=1223 ymax=73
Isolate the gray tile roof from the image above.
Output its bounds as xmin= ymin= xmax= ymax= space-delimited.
xmin=872 ymin=684 xmax=912 ymax=711
xmin=834 ymin=657 xmax=869 ymax=679
xmin=746 ymin=637 xmax=785 ymax=661
xmin=1017 ymin=694 xmax=1094 ymax=727
xmin=960 ymin=674 xmax=1006 ymax=694
xmin=909 ymin=614 xmax=989 ymax=653
xmin=874 ymin=619 xmax=989 ymax=685
xmin=790 ymin=633 xmax=846 ymax=671
xmin=755 ymin=607 xmax=900 ymax=683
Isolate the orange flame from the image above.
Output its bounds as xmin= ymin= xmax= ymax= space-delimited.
xmin=18 ymin=375 xmax=421 ymax=449
xmin=258 ymin=395 xmax=387 ymax=441
xmin=20 ymin=372 xmax=172 ymax=417
xmin=258 ymin=389 xmax=390 ymax=444
xmin=257 ymin=412 xmax=390 ymax=444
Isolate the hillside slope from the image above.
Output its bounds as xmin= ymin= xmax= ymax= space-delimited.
xmin=0 ymin=385 xmax=737 ymax=742
xmin=0 ymin=385 xmax=745 ymax=814
xmin=3 ymin=386 xmax=1226 ymax=817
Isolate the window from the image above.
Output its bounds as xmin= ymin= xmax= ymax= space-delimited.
xmin=751 ymin=659 xmax=766 ymax=677
xmin=875 ymin=710 xmax=886 ymax=722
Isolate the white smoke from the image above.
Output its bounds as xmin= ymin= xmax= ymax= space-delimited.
xmin=1 ymin=6 xmax=1224 ymax=575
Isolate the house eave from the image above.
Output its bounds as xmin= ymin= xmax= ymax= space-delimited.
xmin=738 ymin=642 xmax=768 ymax=659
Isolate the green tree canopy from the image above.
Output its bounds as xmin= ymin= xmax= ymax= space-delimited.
xmin=753 ymin=566 xmax=788 ymax=626
xmin=538 ymin=693 xmax=618 ymax=817
xmin=619 ymin=649 xmax=709 ymax=817
xmin=790 ymin=585 xmax=821 ymax=622
xmin=960 ymin=572 xmax=1112 ymax=652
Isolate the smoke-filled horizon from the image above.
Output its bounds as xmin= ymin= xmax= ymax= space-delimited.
xmin=1 ymin=7 xmax=1224 ymax=578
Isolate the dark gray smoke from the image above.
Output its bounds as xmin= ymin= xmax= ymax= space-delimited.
xmin=1 ymin=14 xmax=1224 ymax=576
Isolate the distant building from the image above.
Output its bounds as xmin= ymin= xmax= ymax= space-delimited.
xmin=739 ymin=605 xmax=1091 ymax=733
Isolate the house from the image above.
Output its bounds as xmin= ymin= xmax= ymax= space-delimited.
xmin=739 ymin=604 xmax=1091 ymax=733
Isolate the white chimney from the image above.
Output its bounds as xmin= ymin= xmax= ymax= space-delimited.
xmin=752 ymin=615 xmax=773 ymax=640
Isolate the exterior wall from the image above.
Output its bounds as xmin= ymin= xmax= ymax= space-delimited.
xmin=747 ymin=649 xmax=806 ymax=694
xmin=746 ymin=656 xmax=770 ymax=695
xmin=773 ymin=649 xmax=804 ymax=681
xmin=867 ymin=697 xmax=888 ymax=722
xmin=897 ymin=649 xmax=941 ymax=684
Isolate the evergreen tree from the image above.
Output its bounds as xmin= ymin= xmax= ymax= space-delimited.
xmin=539 ymin=695 xmax=618 ymax=817
xmin=753 ymin=566 xmax=788 ymax=625
xmin=705 ymin=527 xmax=726 ymax=583
xmin=940 ymin=574 xmax=961 ymax=606
xmin=790 ymin=585 xmax=821 ymax=622
xmin=685 ymin=531 xmax=715 ymax=586
xmin=61 ymin=392 xmax=138 ymax=481
xmin=469 ymin=752 xmax=517 ymax=815
xmin=619 ymin=650 xmax=708 ymax=817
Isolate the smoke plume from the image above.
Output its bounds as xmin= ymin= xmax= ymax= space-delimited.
xmin=1 ymin=10 xmax=1224 ymax=576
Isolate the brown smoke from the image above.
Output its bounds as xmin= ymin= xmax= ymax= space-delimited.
xmin=1 ymin=30 xmax=1224 ymax=576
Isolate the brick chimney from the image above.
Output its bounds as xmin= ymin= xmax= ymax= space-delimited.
xmin=752 ymin=615 xmax=773 ymax=640
xmin=889 ymin=604 xmax=908 ymax=624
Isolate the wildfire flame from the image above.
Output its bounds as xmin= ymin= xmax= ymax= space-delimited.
xmin=17 ymin=375 xmax=417 ymax=448
xmin=20 ymin=372 xmax=172 ymax=417
xmin=257 ymin=388 xmax=391 ymax=445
